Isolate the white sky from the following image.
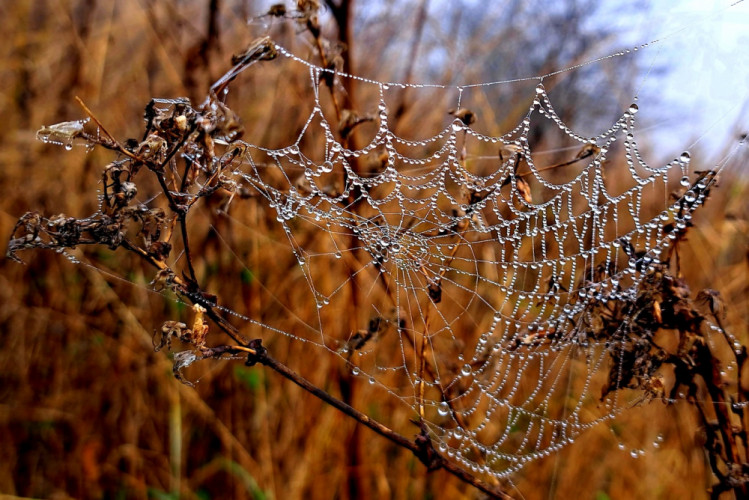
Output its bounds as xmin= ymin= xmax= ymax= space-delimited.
xmin=259 ymin=0 xmax=749 ymax=162
xmin=597 ymin=0 xmax=749 ymax=161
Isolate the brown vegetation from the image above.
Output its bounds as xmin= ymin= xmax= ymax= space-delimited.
xmin=1 ymin=1 xmax=748 ymax=499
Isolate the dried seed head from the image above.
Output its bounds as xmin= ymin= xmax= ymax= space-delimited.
xmin=428 ymin=281 xmax=442 ymax=303
xmin=575 ymin=143 xmax=601 ymax=160
xmin=338 ymin=109 xmax=373 ymax=139
xmin=231 ymin=37 xmax=278 ymax=66
xmin=175 ymin=114 xmax=188 ymax=131
xmin=498 ymin=142 xmax=523 ymax=162
xmin=448 ymin=108 xmax=476 ymax=127
xmin=267 ymin=3 xmax=287 ymax=16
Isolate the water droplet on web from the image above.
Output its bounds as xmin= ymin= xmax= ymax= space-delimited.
xmin=680 ymin=176 xmax=690 ymax=187
xmin=452 ymin=122 xmax=463 ymax=132
xmin=320 ymin=161 xmax=334 ymax=173
xmin=64 ymin=142 xmax=73 ymax=151
xmin=461 ymin=364 xmax=472 ymax=376
xmin=438 ymin=402 xmax=449 ymax=416
xmin=628 ymin=103 xmax=639 ymax=114
xmin=352 ymin=367 xmax=360 ymax=376
xmin=679 ymin=151 xmax=691 ymax=163
xmin=684 ymin=190 xmax=696 ymax=203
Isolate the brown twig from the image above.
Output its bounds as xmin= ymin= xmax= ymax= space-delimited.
xmin=245 ymin=339 xmax=511 ymax=500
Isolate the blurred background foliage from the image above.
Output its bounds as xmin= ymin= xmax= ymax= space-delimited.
xmin=0 ymin=0 xmax=747 ymax=498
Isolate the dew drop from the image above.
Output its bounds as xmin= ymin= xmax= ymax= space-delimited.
xmin=438 ymin=402 xmax=450 ymax=416
xmin=653 ymin=433 xmax=664 ymax=448
xmin=680 ymin=176 xmax=690 ymax=187
xmin=679 ymin=151 xmax=691 ymax=163
xmin=352 ymin=367 xmax=360 ymax=376
xmin=628 ymin=103 xmax=639 ymax=114
xmin=320 ymin=161 xmax=334 ymax=173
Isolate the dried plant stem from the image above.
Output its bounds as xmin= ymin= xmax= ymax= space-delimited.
xmin=248 ymin=341 xmax=512 ymax=500
xmin=118 ymin=202 xmax=506 ymax=496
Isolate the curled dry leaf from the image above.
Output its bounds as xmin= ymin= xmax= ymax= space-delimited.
xmin=697 ymin=289 xmax=726 ymax=319
xmin=36 ymin=118 xmax=90 ymax=149
xmin=515 ymin=176 xmax=532 ymax=203
xmin=191 ymin=304 xmax=209 ymax=348
xmin=173 ymin=350 xmax=202 ymax=386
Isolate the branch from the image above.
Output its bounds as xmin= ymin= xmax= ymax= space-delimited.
xmin=243 ymin=339 xmax=512 ymax=500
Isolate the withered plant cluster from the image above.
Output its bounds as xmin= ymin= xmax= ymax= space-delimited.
xmin=6 ymin=10 xmax=511 ymax=498
xmin=501 ymin=166 xmax=749 ymax=497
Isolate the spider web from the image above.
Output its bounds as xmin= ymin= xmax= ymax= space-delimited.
xmin=24 ymin=27 xmax=737 ymax=482
xmin=196 ymin=41 xmax=724 ymax=479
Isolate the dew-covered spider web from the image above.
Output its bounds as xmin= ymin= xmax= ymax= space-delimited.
xmin=27 ymin=28 xmax=740 ymax=482
xmin=186 ymin=39 xmax=729 ymax=479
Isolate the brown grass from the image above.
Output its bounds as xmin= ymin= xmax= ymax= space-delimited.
xmin=1 ymin=1 xmax=748 ymax=499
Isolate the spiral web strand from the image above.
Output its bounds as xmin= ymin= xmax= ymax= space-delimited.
xmin=183 ymin=42 xmax=727 ymax=480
